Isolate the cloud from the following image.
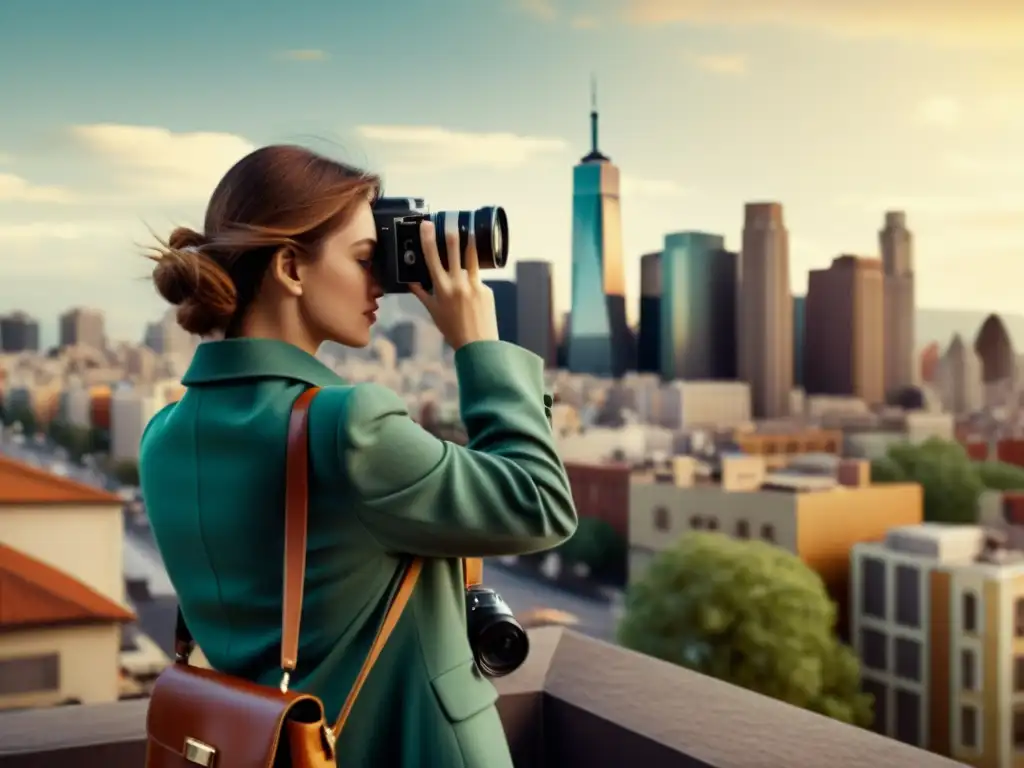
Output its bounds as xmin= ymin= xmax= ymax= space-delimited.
xmin=355 ymin=125 xmax=567 ymax=172
xmin=0 ymin=173 xmax=78 ymax=204
xmin=836 ymin=192 xmax=1024 ymax=219
xmin=691 ymin=53 xmax=747 ymax=75
xmin=277 ymin=49 xmax=329 ymax=62
xmin=571 ymin=15 xmax=600 ymax=29
xmin=621 ymin=175 xmax=690 ymax=198
xmin=70 ymin=124 xmax=255 ymax=202
xmin=915 ymin=97 xmax=961 ymax=129
xmin=520 ymin=0 xmax=556 ymax=21
xmin=0 ymin=220 xmax=127 ymax=242
xmin=623 ymin=0 xmax=1023 ymax=48
xmin=943 ymin=152 xmax=1024 ymax=176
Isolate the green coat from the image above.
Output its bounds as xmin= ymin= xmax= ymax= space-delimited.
xmin=139 ymin=338 xmax=577 ymax=767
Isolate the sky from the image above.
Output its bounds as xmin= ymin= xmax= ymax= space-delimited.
xmin=1 ymin=0 xmax=1022 ymax=346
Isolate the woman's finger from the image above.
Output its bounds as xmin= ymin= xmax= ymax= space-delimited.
xmin=443 ymin=213 xmax=462 ymax=279
xmin=419 ymin=220 xmax=448 ymax=292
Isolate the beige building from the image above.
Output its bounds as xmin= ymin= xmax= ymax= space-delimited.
xmin=936 ymin=334 xmax=984 ymax=415
xmin=738 ymin=202 xmax=793 ymax=419
xmin=852 ymin=524 xmax=1024 ymax=767
xmin=880 ymin=211 xmax=916 ymax=397
xmin=629 ymin=454 xmax=922 ymax=638
xmin=0 ymin=454 xmax=134 ymax=710
xmin=804 ymin=255 xmax=885 ymax=406
xmin=58 ymin=307 xmax=106 ymax=352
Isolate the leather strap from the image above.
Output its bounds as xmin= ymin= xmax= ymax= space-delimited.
xmin=333 ymin=557 xmax=422 ymax=735
xmin=280 ymin=387 xmax=319 ymax=671
xmin=464 ymin=557 xmax=482 ymax=589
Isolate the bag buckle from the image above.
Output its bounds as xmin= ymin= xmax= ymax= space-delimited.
xmin=183 ymin=737 xmax=217 ymax=766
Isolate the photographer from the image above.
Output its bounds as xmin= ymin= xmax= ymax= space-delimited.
xmin=139 ymin=144 xmax=577 ymax=767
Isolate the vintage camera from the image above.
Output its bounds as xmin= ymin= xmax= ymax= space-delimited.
xmin=465 ymin=585 xmax=529 ymax=678
xmin=371 ymin=197 xmax=509 ymax=293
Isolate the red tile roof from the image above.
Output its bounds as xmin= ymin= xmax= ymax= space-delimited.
xmin=0 ymin=543 xmax=135 ymax=631
xmin=0 ymin=453 xmax=121 ymax=505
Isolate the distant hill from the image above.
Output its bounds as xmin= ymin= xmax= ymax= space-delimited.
xmin=917 ymin=308 xmax=1024 ymax=351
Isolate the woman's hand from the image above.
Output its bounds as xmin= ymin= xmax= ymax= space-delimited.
xmin=410 ymin=220 xmax=499 ymax=351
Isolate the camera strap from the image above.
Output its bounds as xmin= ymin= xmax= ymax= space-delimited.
xmin=464 ymin=558 xmax=483 ymax=588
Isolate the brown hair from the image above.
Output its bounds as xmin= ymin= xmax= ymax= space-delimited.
xmin=148 ymin=145 xmax=381 ymax=336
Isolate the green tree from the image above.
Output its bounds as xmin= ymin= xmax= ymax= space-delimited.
xmin=618 ymin=533 xmax=873 ymax=728
xmin=873 ymin=438 xmax=982 ymax=524
xmin=558 ymin=517 xmax=626 ymax=584
xmin=111 ymin=459 xmax=140 ymax=487
xmin=47 ymin=419 xmax=94 ymax=463
xmin=869 ymin=455 xmax=907 ymax=484
xmin=8 ymin=405 xmax=37 ymax=437
xmin=975 ymin=461 xmax=1024 ymax=491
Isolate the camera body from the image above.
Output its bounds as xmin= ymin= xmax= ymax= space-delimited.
xmin=372 ymin=197 xmax=509 ymax=294
xmin=465 ymin=585 xmax=529 ymax=678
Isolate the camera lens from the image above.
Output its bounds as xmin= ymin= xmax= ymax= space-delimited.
xmin=475 ymin=621 xmax=529 ymax=678
xmin=465 ymin=586 xmax=529 ymax=678
xmin=430 ymin=207 xmax=509 ymax=271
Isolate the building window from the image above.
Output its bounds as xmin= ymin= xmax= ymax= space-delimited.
xmin=691 ymin=515 xmax=703 ymax=529
xmin=1015 ymin=657 xmax=1024 ymax=692
xmin=1015 ymin=708 xmax=1024 ymax=752
xmin=862 ymin=678 xmax=887 ymax=734
xmin=894 ymin=638 xmax=921 ymax=682
xmin=761 ymin=524 xmax=776 ymax=542
xmin=960 ymin=705 xmax=979 ymax=750
xmin=961 ymin=649 xmax=978 ymax=691
xmin=860 ymin=627 xmax=887 ymax=672
xmin=963 ymin=591 xmax=979 ymax=633
xmin=1016 ymin=598 xmax=1024 ymax=638
xmin=706 ymin=518 xmax=719 ymax=531
xmin=894 ymin=565 xmax=921 ymax=628
xmin=894 ymin=689 xmax=921 ymax=746
xmin=861 ymin=557 xmax=886 ymax=619
xmin=0 ymin=654 xmax=60 ymax=695
xmin=653 ymin=506 xmax=670 ymax=532
xmin=736 ymin=520 xmax=750 ymax=538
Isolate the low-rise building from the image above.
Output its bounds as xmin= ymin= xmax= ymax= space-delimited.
xmin=0 ymin=454 xmax=134 ymax=710
xmin=851 ymin=524 xmax=1024 ymax=765
xmin=629 ymin=455 xmax=922 ymax=638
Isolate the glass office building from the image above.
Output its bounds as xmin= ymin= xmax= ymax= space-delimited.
xmin=660 ymin=232 xmax=737 ymax=381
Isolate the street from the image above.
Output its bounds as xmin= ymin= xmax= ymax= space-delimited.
xmin=122 ymin=520 xmax=619 ymax=656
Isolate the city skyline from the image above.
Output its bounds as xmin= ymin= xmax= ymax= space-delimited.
xmin=1 ymin=0 xmax=1020 ymax=344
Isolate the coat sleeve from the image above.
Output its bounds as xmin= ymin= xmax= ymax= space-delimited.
xmin=337 ymin=340 xmax=578 ymax=557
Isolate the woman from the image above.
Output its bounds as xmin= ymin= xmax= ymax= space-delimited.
xmin=139 ymin=144 xmax=577 ymax=767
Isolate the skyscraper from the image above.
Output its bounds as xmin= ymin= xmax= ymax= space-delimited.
xmin=792 ymin=295 xmax=806 ymax=389
xmin=660 ymin=232 xmax=736 ymax=381
xmin=515 ymin=261 xmax=555 ymax=367
xmin=483 ymin=279 xmax=518 ymax=343
xmin=804 ymin=256 xmax=885 ymax=405
xmin=0 ymin=312 xmax=40 ymax=353
xmin=567 ymin=80 xmax=630 ymax=377
xmin=738 ymin=203 xmax=793 ymax=418
xmin=59 ymin=307 xmax=106 ymax=351
xmin=880 ymin=211 xmax=915 ymax=396
xmin=637 ymin=251 xmax=661 ymax=373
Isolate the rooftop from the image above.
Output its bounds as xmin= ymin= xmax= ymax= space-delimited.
xmin=0 ymin=543 xmax=136 ymax=630
xmin=0 ymin=453 xmax=122 ymax=505
xmin=0 ymin=628 xmax=966 ymax=768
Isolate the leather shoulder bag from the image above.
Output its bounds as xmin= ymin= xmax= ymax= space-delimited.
xmin=145 ymin=387 xmax=423 ymax=767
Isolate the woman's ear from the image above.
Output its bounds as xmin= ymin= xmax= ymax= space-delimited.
xmin=269 ymin=246 xmax=303 ymax=297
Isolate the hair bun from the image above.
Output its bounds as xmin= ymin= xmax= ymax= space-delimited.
xmin=151 ymin=227 xmax=238 ymax=336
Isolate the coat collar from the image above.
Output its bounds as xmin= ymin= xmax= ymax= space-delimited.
xmin=181 ymin=338 xmax=346 ymax=388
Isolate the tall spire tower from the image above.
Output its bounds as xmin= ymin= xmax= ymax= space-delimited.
xmin=567 ymin=78 xmax=630 ymax=377
xmin=583 ymin=74 xmax=609 ymax=163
